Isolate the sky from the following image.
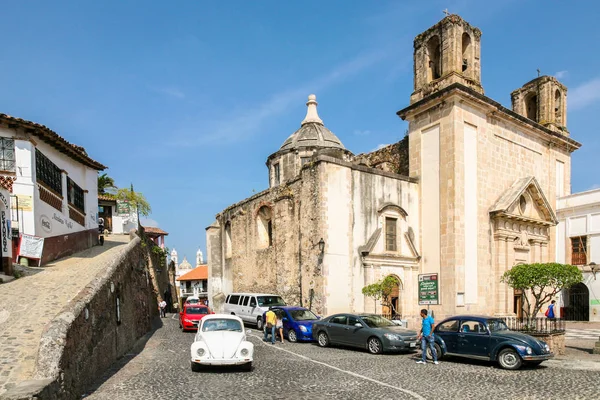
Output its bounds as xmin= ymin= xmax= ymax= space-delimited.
xmin=1 ymin=1 xmax=599 ymax=263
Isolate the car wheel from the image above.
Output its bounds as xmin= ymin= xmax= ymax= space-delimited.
xmin=498 ymin=348 xmax=522 ymax=370
xmin=288 ymin=329 xmax=298 ymax=343
xmin=317 ymin=331 xmax=329 ymax=347
xmin=242 ymin=362 xmax=252 ymax=372
xmin=190 ymin=362 xmax=202 ymax=372
xmin=256 ymin=317 xmax=263 ymax=330
xmin=367 ymin=337 xmax=383 ymax=354
xmin=426 ymin=343 xmax=443 ymax=361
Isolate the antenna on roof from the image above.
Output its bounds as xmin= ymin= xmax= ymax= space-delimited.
xmin=537 ymin=68 xmax=541 ymax=77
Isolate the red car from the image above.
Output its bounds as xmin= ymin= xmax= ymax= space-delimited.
xmin=179 ymin=305 xmax=213 ymax=331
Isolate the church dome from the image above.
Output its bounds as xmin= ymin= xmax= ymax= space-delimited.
xmin=278 ymin=95 xmax=346 ymax=151
xmin=178 ymin=257 xmax=192 ymax=270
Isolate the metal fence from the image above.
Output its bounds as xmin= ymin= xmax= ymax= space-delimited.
xmin=501 ymin=317 xmax=565 ymax=334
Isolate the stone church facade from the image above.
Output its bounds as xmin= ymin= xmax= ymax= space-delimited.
xmin=207 ymin=14 xmax=581 ymax=325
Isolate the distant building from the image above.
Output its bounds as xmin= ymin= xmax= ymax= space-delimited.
xmin=177 ymin=264 xmax=209 ymax=305
xmin=97 ymin=194 xmax=138 ymax=234
xmin=556 ymin=189 xmax=600 ymax=321
xmin=0 ymin=113 xmax=105 ymax=274
xmin=144 ymin=226 xmax=168 ymax=249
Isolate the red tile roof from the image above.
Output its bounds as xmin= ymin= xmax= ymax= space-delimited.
xmin=177 ymin=265 xmax=208 ymax=281
xmin=0 ymin=113 xmax=106 ymax=170
xmin=143 ymin=226 xmax=169 ymax=236
xmin=98 ymin=194 xmax=116 ymax=202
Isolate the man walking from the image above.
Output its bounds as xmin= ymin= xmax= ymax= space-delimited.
xmin=159 ymin=299 xmax=167 ymax=318
xmin=416 ymin=309 xmax=438 ymax=365
xmin=263 ymin=307 xmax=277 ymax=344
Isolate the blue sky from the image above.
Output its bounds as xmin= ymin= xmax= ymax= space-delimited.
xmin=1 ymin=1 xmax=599 ymax=262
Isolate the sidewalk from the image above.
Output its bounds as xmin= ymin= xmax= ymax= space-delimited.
xmin=0 ymin=235 xmax=130 ymax=396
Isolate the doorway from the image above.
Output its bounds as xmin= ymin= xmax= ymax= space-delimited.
xmin=382 ymin=275 xmax=402 ymax=319
xmin=513 ymin=289 xmax=523 ymax=319
xmin=99 ymin=205 xmax=113 ymax=233
xmin=564 ymin=283 xmax=589 ymax=321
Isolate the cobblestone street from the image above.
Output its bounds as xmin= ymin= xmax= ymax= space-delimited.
xmin=0 ymin=236 xmax=130 ymax=396
xmin=85 ymin=315 xmax=600 ymax=400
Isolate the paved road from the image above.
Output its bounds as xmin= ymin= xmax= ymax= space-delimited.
xmin=85 ymin=315 xmax=600 ymax=400
xmin=0 ymin=236 xmax=130 ymax=396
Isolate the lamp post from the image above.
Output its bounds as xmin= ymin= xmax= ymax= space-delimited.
xmin=590 ymin=262 xmax=598 ymax=280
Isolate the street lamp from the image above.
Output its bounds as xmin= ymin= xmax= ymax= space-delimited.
xmin=590 ymin=262 xmax=599 ymax=280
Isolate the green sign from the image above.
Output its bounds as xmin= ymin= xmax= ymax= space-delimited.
xmin=116 ymin=200 xmax=130 ymax=216
xmin=418 ymin=273 xmax=439 ymax=305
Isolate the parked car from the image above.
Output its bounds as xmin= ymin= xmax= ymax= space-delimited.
xmin=312 ymin=313 xmax=419 ymax=354
xmin=179 ymin=304 xmax=213 ymax=331
xmin=261 ymin=306 xmax=320 ymax=342
xmin=429 ymin=315 xmax=553 ymax=370
xmin=223 ymin=293 xmax=286 ymax=329
xmin=190 ymin=314 xmax=253 ymax=372
xmin=185 ymin=296 xmax=201 ymax=305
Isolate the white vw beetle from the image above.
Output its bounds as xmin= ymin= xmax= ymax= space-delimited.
xmin=190 ymin=314 xmax=254 ymax=372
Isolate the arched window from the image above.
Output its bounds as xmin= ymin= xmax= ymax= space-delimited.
xmin=427 ymin=36 xmax=441 ymax=82
xmin=257 ymin=206 xmax=273 ymax=248
xmin=525 ymin=93 xmax=538 ymax=122
xmin=554 ymin=89 xmax=562 ymax=125
xmin=224 ymin=221 xmax=232 ymax=259
xmin=461 ymin=33 xmax=472 ymax=73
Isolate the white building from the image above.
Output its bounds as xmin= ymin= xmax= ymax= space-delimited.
xmin=98 ymin=194 xmax=138 ymax=234
xmin=556 ymin=188 xmax=600 ymax=321
xmin=0 ymin=113 xmax=105 ymax=274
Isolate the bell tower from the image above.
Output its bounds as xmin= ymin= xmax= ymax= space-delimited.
xmin=411 ymin=14 xmax=483 ymax=104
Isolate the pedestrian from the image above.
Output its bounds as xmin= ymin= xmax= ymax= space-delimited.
xmin=276 ymin=312 xmax=284 ymax=344
xmin=263 ymin=307 xmax=276 ymax=344
xmin=545 ymin=300 xmax=556 ymax=319
xmin=159 ymin=299 xmax=167 ymax=318
xmin=416 ymin=309 xmax=438 ymax=365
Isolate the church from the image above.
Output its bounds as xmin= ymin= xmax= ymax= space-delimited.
xmin=206 ymin=14 xmax=580 ymax=326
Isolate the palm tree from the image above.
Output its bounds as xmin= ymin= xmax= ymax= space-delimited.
xmin=98 ymin=173 xmax=117 ymax=194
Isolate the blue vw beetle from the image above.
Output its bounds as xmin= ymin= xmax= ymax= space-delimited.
xmin=262 ymin=306 xmax=320 ymax=342
xmin=428 ymin=315 xmax=553 ymax=370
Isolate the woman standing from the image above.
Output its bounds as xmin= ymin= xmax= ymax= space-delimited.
xmin=276 ymin=313 xmax=285 ymax=344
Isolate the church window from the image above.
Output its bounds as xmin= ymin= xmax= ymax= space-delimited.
xmin=518 ymin=195 xmax=527 ymax=215
xmin=385 ymin=217 xmax=398 ymax=252
xmin=257 ymin=206 xmax=273 ymax=249
xmin=427 ymin=36 xmax=441 ymax=82
xmin=273 ymin=163 xmax=280 ymax=185
xmin=67 ymin=177 xmax=85 ymax=213
xmin=461 ymin=33 xmax=472 ymax=73
xmin=0 ymin=137 xmax=15 ymax=173
xmin=224 ymin=221 xmax=232 ymax=259
xmin=571 ymin=236 xmax=587 ymax=266
xmin=525 ymin=93 xmax=538 ymax=122
xmin=554 ymin=89 xmax=562 ymax=125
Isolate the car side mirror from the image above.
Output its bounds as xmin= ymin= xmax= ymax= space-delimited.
xmin=282 ymin=317 xmax=288 ymax=322
xmin=354 ymin=323 xmax=362 ymax=328
xmin=317 ymin=316 xmax=321 ymax=320
xmin=179 ymin=312 xmax=183 ymax=316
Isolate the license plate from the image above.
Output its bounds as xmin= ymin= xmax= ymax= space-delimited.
xmin=409 ymin=342 xmax=416 ymax=348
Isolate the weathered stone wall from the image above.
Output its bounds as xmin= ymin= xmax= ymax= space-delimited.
xmin=3 ymin=235 xmax=159 ymax=400
xmin=354 ymin=136 xmax=409 ymax=176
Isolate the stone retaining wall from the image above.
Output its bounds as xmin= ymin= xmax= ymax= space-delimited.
xmin=2 ymin=234 xmax=159 ymax=400
xmin=531 ymin=332 xmax=566 ymax=356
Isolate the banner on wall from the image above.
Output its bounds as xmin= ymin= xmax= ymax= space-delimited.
xmin=116 ymin=200 xmax=130 ymax=216
xmin=10 ymin=195 xmax=33 ymax=211
xmin=19 ymin=234 xmax=45 ymax=261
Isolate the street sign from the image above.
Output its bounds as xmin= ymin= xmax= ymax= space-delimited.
xmin=418 ymin=273 xmax=439 ymax=305
xmin=116 ymin=200 xmax=130 ymax=216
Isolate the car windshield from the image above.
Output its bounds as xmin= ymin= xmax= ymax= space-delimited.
xmin=202 ymin=319 xmax=243 ymax=332
xmin=187 ymin=307 xmax=209 ymax=315
xmin=360 ymin=315 xmax=395 ymax=328
xmin=487 ymin=319 xmax=509 ymax=332
xmin=257 ymin=296 xmax=286 ymax=307
xmin=290 ymin=309 xmax=318 ymax=321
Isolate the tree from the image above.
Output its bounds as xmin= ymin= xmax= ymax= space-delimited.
xmin=501 ymin=263 xmax=583 ymax=320
xmin=115 ymin=187 xmax=152 ymax=217
xmin=362 ymin=275 xmax=400 ymax=315
xmin=98 ymin=173 xmax=117 ymax=194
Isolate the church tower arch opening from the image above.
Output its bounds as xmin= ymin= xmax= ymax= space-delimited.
xmin=525 ymin=93 xmax=538 ymax=122
xmin=461 ymin=32 xmax=472 ymax=73
xmin=427 ymin=35 xmax=441 ymax=82
xmin=256 ymin=205 xmax=273 ymax=249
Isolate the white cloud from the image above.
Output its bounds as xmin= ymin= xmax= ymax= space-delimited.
xmin=372 ymin=143 xmax=390 ymax=152
xmin=587 ymin=183 xmax=600 ymax=191
xmin=354 ymin=130 xmax=372 ymax=136
xmin=150 ymin=86 xmax=185 ymax=99
xmin=569 ymin=77 xmax=600 ymax=110
xmin=168 ymin=47 xmax=391 ymax=148
xmin=140 ymin=217 xmax=160 ymax=228
xmin=554 ymin=70 xmax=568 ymax=80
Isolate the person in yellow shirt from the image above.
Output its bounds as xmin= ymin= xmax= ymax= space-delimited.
xmin=263 ymin=308 xmax=277 ymax=344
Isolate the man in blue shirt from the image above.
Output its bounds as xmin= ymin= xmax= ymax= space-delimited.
xmin=417 ymin=309 xmax=439 ymax=364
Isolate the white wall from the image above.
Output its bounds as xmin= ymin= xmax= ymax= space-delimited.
xmin=421 ymin=125 xmax=440 ymax=274
xmin=464 ymin=123 xmax=478 ymax=304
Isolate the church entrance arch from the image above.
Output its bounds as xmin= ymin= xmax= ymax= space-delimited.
xmin=564 ymin=283 xmax=589 ymax=321
xmin=381 ymin=274 xmax=403 ymax=319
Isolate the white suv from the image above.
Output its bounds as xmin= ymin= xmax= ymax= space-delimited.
xmin=223 ymin=293 xmax=286 ymax=330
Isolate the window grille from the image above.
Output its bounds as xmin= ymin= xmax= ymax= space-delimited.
xmin=0 ymin=137 xmax=15 ymax=172
xmin=571 ymin=237 xmax=587 ymax=266
xmin=35 ymin=149 xmax=62 ymax=194
xmin=385 ymin=217 xmax=397 ymax=251
xmin=67 ymin=177 xmax=85 ymax=212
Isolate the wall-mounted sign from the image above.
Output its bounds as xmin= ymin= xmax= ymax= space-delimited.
xmin=116 ymin=200 xmax=130 ymax=216
xmin=19 ymin=234 xmax=45 ymax=260
xmin=0 ymin=192 xmax=9 ymax=209
xmin=418 ymin=273 xmax=439 ymax=305
xmin=40 ymin=214 xmax=52 ymax=233
xmin=10 ymin=195 xmax=33 ymax=211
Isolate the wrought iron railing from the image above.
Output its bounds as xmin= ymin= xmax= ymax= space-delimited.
xmin=501 ymin=317 xmax=565 ymax=334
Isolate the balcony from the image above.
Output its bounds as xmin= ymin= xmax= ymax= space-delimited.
xmin=180 ymin=288 xmax=208 ymax=297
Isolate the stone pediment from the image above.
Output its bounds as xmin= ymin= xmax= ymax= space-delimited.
xmin=358 ymin=227 xmax=420 ymax=267
xmin=490 ymin=176 xmax=557 ymax=226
